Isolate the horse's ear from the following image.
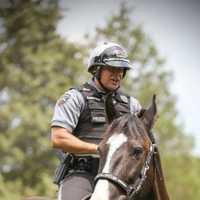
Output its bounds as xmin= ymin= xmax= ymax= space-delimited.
xmin=138 ymin=94 xmax=157 ymax=130
xmin=105 ymin=92 xmax=121 ymax=124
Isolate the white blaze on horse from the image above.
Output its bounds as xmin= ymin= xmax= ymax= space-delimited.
xmin=90 ymin=94 xmax=170 ymax=200
xmin=91 ymin=133 xmax=127 ymax=200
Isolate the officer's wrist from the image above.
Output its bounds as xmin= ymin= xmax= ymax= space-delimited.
xmin=87 ymin=143 xmax=98 ymax=154
xmin=96 ymin=146 xmax=100 ymax=155
xmin=94 ymin=144 xmax=99 ymax=154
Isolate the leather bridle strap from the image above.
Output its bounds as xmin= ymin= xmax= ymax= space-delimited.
xmin=95 ymin=173 xmax=134 ymax=195
xmin=81 ymin=193 xmax=92 ymax=200
xmin=94 ymin=144 xmax=155 ymax=200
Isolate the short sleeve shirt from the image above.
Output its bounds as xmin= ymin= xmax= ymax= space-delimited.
xmin=51 ymin=81 xmax=142 ymax=132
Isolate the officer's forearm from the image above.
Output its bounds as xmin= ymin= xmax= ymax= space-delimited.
xmin=51 ymin=127 xmax=98 ymax=154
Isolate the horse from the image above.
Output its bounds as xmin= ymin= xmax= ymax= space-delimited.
xmin=89 ymin=94 xmax=170 ymax=200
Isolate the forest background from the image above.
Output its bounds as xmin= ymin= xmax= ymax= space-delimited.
xmin=0 ymin=1 xmax=199 ymax=199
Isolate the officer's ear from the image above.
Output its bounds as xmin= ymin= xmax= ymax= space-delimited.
xmin=137 ymin=95 xmax=157 ymax=131
xmin=105 ymin=92 xmax=121 ymax=124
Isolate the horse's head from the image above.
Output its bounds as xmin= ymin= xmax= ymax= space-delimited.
xmin=90 ymin=94 xmax=157 ymax=200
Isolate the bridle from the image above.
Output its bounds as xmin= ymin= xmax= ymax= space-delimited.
xmin=94 ymin=144 xmax=155 ymax=200
xmin=94 ymin=143 xmax=156 ymax=200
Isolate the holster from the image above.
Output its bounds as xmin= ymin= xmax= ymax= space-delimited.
xmin=73 ymin=156 xmax=99 ymax=175
xmin=53 ymin=153 xmax=74 ymax=185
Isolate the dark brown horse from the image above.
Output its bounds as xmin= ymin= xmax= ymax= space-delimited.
xmin=90 ymin=94 xmax=170 ymax=200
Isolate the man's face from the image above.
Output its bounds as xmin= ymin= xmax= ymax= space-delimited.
xmin=100 ymin=66 xmax=124 ymax=91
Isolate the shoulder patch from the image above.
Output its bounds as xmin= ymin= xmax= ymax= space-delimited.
xmin=57 ymin=93 xmax=71 ymax=105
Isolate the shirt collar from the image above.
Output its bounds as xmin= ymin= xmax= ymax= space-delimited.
xmin=88 ymin=79 xmax=107 ymax=94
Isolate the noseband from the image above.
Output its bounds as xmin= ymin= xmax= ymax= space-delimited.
xmin=94 ymin=144 xmax=156 ymax=200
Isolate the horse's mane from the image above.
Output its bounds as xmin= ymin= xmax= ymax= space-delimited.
xmin=103 ymin=114 xmax=150 ymax=150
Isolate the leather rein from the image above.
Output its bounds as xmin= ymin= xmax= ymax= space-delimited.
xmin=94 ymin=143 xmax=156 ymax=200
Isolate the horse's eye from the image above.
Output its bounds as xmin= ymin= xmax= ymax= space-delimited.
xmin=131 ymin=147 xmax=143 ymax=159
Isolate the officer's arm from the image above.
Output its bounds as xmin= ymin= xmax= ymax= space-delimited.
xmin=51 ymin=126 xmax=98 ymax=154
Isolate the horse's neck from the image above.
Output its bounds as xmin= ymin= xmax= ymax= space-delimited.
xmin=137 ymin=166 xmax=155 ymax=200
xmin=152 ymin=152 xmax=170 ymax=200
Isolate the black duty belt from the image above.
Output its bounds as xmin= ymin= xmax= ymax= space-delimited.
xmin=72 ymin=156 xmax=99 ymax=175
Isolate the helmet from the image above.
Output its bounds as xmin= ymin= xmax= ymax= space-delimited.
xmin=88 ymin=42 xmax=132 ymax=75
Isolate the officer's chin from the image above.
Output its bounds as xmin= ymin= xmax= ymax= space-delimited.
xmin=106 ymin=84 xmax=119 ymax=91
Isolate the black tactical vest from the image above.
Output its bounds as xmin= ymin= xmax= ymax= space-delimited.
xmin=73 ymin=82 xmax=131 ymax=144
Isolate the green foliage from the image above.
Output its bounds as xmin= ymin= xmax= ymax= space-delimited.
xmin=163 ymin=155 xmax=200 ymax=200
xmin=0 ymin=1 xmax=199 ymax=199
xmin=0 ymin=0 xmax=87 ymax=199
xmin=87 ymin=2 xmax=193 ymax=154
xmin=85 ymin=2 xmax=198 ymax=199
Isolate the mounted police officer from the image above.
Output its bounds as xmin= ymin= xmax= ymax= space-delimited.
xmin=51 ymin=42 xmax=142 ymax=200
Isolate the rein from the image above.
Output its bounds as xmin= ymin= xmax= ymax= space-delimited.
xmin=94 ymin=144 xmax=156 ymax=200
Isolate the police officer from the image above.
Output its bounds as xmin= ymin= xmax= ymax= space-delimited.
xmin=51 ymin=42 xmax=142 ymax=200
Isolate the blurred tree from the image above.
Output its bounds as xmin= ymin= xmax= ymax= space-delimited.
xmin=164 ymin=154 xmax=200 ymax=200
xmin=86 ymin=2 xmax=193 ymax=154
xmin=85 ymin=2 xmax=199 ymax=199
xmin=0 ymin=0 xmax=199 ymax=200
xmin=0 ymin=0 xmax=87 ymax=199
